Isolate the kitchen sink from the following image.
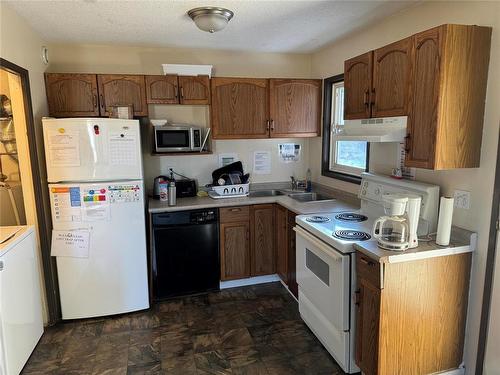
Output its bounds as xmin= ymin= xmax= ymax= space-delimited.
xmin=289 ymin=192 xmax=334 ymax=202
xmin=248 ymin=190 xmax=286 ymax=197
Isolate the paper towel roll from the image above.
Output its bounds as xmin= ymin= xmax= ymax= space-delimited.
xmin=436 ymin=196 xmax=454 ymax=246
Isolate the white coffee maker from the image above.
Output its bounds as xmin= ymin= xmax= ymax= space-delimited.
xmin=372 ymin=193 xmax=421 ymax=251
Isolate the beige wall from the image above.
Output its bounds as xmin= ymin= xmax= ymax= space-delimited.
xmin=310 ymin=1 xmax=500 ymax=372
xmin=0 ymin=2 xmax=50 ymax=323
xmin=47 ymin=43 xmax=313 ymax=186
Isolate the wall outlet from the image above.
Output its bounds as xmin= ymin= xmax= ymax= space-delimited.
xmin=454 ymin=190 xmax=471 ymax=210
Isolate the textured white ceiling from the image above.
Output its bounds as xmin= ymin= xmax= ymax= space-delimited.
xmin=5 ymin=0 xmax=420 ymax=53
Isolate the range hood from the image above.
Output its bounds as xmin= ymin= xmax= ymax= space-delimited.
xmin=333 ymin=116 xmax=407 ymax=142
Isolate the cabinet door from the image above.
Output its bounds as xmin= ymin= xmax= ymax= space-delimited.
xmin=405 ymin=27 xmax=441 ymax=169
xmin=97 ymin=74 xmax=148 ymax=117
xmin=179 ymin=75 xmax=210 ymax=105
xmin=269 ymin=79 xmax=321 ymax=137
xmin=287 ymin=211 xmax=298 ymax=298
xmin=251 ymin=204 xmax=275 ymax=276
xmin=145 ymin=75 xmax=179 ymax=104
xmin=220 ymin=222 xmax=250 ymax=281
xmin=344 ymin=52 xmax=373 ymax=120
xmin=355 ymin=278 xmax=381 ymax=375
xmin=372 ymin=38 xmax=412 ymax=118
xmin=211 ymin=78 xmax=269 ymax=139
xmin=45 ymin=73 xmax=99 ymax=117
xmin=275 ymin=205 xmax=288 ymax=283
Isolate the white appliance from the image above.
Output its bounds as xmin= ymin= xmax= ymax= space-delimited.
xmin=294 ymin=173 xmax=439 ymax=373
xmin=333 ymin=116 xmax=407 ymax=142
xmin=43 ymin=118 xmax=149 ymax=319
xmin=372 ymin=193 xmax=422 ymax=251
xmin=0 ymin=226 xmax=43 ymax=375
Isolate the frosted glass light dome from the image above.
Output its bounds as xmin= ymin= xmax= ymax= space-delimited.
xmin=188 ymin=7 xmax=234 ymax=33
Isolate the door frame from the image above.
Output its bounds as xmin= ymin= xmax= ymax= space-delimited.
xmin=476 ymin=131 xmax=500 ymax=374
xmin=0 ymin=58 xmax=60 ymax=325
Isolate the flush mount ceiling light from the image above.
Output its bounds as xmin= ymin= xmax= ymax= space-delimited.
xmin=187 ymin=7 xmax=234 ymax=33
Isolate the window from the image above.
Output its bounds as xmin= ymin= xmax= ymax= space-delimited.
xmin=322 ymin=74 xmax=369 ymax=184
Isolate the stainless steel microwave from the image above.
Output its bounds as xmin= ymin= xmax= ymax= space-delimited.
xmin=154 ymin=124 xmax=202 ymax=152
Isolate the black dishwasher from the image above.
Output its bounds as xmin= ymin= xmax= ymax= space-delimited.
xmin=152 ymin=209 xmax=220 ymax=299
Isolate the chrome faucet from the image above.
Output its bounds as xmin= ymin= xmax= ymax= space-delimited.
xmin=290 ymin=176 xmax=297 ymax=191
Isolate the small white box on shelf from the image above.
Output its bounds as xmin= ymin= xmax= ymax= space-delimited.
xmin=162 ymin=64 xmax=213 ymax=78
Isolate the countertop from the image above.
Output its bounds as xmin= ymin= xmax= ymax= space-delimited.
xmin=0 ymin=225 xmax=35 ymax=256
xmin=148 ymin=183 xmax=360 ymax=215
xmin=354 ymin=226 xmax=476 ymax=264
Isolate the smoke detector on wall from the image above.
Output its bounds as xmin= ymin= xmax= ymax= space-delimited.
xmin=187 ymin=7 xmax=234 ymax=33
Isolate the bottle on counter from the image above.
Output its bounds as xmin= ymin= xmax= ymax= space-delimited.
xmin=168 ymin=181 xmax=176 ymax=206
xmin=306 ymin=168 xmax=312 ymax=192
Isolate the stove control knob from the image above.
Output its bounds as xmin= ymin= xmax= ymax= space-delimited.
xmin=375 ymin=188 xmax=380 ymax=195
xmin=361 ymin=189 xmax=367 ymax=195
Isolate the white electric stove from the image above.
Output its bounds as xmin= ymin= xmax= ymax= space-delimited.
xmin=294 ymin=173 xmax=440 ymax=373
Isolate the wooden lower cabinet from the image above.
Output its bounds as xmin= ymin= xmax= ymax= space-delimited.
xmin=287 ymin=211 xmax=298 ymax=298
xmin=355 ymin=252 xmax=471 ymax=374
xmin=219 ymin=205 xmax=275 ymax=280
xmin=275 ymin=205 xmax=288 ymax=282
xmin=251 ymin=205 xmax=275 ymax=276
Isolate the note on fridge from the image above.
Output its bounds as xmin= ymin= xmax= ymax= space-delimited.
xmin=47 ymin=130 xmax=80 ymax=167
xmin=109 ymin=132 xmax=137 ymax=166
xmin=51 ymin=230 xmax=90 ymax=258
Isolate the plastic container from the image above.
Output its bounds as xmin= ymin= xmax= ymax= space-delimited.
xmin=159 ymin=182 xmax=169 ymax=202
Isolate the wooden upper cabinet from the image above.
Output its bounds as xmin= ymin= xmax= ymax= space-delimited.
xmin=344 ymin=52 xmax=373 ymax=120
xmin=406 ymin=24 xmax=492 ymax=169
xmin=179 ymin=75 xmax=210 ymax=105
xmin=251 ymin=204 xmax=275 ymax=276
xmin=97 ymin=74 xmax=148 ymax=117
xmin=405 ymin=27 xmax=441 ymax=169
xmin=145 ymin=75 xmax=179 ymax=104
xmin=275 ymin=205 xmax=288 ymax=283
xmin=372 ymin=37 xmax=412 ymax=118
xmin=269 ymin=79 xmax=321 ymax=137
xmin=45 ymin=73 xmax=99 ymax=117
xmin=211 ymin=78 xmax=270 ymax=139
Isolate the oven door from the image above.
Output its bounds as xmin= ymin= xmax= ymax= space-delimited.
xmin=155 ymin=128 xmax=192 ymax=152
xmin=294 ymin=225 xmax=351 ymax=371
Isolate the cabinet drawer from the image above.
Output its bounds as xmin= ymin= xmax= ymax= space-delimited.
xmin=220 ymin=206 xmax=250 ymax=223
xmin=356 ymin=253 xmax=381 ymax=288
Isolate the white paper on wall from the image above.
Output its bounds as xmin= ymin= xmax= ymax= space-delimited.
xmin=109 ymin=132 xmax=137 ymax=166
xmin=48 ymin=130 xmax=80 ymax=167
xmin=253 ymin=151 xmax=271 ymax=175
xmin=51 ymin=186 xmax=82 ymax=223
xmin=51 ymin=229 xmax=90 ymax=258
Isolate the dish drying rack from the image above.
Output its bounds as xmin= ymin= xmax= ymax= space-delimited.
xmin=209 ymin=183 xmax=250 ymax=199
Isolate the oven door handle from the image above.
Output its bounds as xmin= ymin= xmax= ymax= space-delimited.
xmin=293 ymin=226 xmax=344 ymax=261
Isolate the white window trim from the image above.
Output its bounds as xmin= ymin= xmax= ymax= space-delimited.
xmin=328 ymin=81 xmax=367 ymax=177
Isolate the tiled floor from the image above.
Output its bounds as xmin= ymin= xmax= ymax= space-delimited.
xmin=22 ymin=282 xmax=345 ymax=374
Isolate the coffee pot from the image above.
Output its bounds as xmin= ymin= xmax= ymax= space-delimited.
xmin=372 ymin=193 xmax=421 ymax=251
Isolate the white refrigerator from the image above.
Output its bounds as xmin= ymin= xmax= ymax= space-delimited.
xmin=43 ymin=118 xmax=149 ymax=319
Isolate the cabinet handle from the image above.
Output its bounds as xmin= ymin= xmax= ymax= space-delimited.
xmin=364 ymin=90 xmax=369 ymax=106
xmin=271 ymin=119 xmax=275 ymax=131
xmin=174 ymin=86 xmax=179 ymax=98
xmin=0 ymin=260 xmax=3 ymax=271
xmin=99 ymin=94 xmax=105 ymax=109
xmin=371 ymin=88 xmax=376 ymax=105
xmin=229 ymin=208 xmax=241 ymax=212
xmin=360 ymin=257 xmax=375 ymax=267
xmin=404 ymin=135 xmax=412 ymax=152
xmin=180 ymin=87 xmax=184 ymax=98
xmin=266 ymin=120 xmax=270 ymax=131
xmin=93 ymin=94 xmax=98 ymax=108
xmin=354 ymin=289 xmax=360 ymax=306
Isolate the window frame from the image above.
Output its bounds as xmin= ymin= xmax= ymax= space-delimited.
xmin=321 ymin=73 xmax=370 ymax=185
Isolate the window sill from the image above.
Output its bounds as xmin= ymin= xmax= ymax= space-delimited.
xmin=321 ymin=169 xmax=362 ymax=185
